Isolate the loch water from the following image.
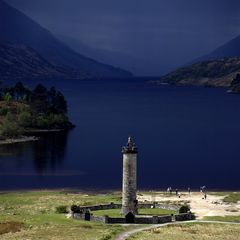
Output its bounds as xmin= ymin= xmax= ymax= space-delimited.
xmin=0 ymin=79 xmax=240 ymax=190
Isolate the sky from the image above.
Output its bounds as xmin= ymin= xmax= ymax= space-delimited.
xmin=6 ymin=0 xmax=240 ymax=75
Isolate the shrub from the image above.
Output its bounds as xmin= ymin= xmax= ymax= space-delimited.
xmin=55 ymin=205 xmax=68 ymax=214
xmin=0 ymin=112 xmax=23 ymax=138
xmin=18 ymin=110 xmax=32 ymax=127
xmin=179 ymin=205 xmax=190 ymax=214
xmin=0 ymin=107 xmax=8 ymax=116
xmin=71 ymin=205 xmax=81 ymax=213
xmin=3 ymin=92 xmax=12 ymax=103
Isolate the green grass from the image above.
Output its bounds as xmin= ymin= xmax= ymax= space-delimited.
xmin=0 ymin=190 xmax=126 ymax=240
xmin=128 ymin=223 xmax=240 ymax=240
xmin=92 ymin=208 xmax=177 ymax=217
xmin=223 ymin=193 xmax=240 ymax=203
xmin=204 ymin=215 xmax=240 ymax=223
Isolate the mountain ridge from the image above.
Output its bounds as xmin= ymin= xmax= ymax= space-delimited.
xmin=0 ymin=0 xmax=132 ymax=79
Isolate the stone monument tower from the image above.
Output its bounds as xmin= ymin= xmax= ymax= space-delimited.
xmin=121 ymin=136 xmax=138 ymax=215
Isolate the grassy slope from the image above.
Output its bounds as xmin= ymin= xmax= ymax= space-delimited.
xmin=0 ymin=191 xmax=239 ymax=239
xmin=128 ymin=223 xmax=240 ymax=240
xmin=223 ymin=193 xmax=240 ymax=203
xmin=0 ymin=191 xmax=125 ymax=240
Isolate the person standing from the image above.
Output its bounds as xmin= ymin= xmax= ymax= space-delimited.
xmin=188 ymin=187 xmax=191 ymax=195
xmin=204 ymin=193 xmax=207 ymax=200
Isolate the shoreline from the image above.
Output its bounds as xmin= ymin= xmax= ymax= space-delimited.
xmin=0 ymin=136 xmax=39 ymax=145
xmin=0 ymin=127 xmax=74 ymax=145
xmin=0 ymin=188 xmax=239 ymax=194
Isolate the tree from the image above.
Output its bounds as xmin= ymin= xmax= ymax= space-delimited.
xmin=31 ymin=84 xmax=48 ymax=114
xmin=54 ymin=91 xmax=67 ymax=114
xmin=14 ymin=81 xmax=26 ymax=101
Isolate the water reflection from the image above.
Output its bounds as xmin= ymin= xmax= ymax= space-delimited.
xmin=33 ymin=131 xmax=69 ymax=174
xmin=0 ymin=142 xmax=30 ymax=157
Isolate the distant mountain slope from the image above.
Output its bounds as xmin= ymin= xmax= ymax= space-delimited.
xmin=160 ymin=57 xmax=240 ymax=87
xmin=0 ymin=43 xmax=71 ymax=80
xmin=58 ymin=35 xmax=156 ymax=76
xmin=0 ymin=0 xmax=132 ymax=79
xmin=195 ymin=35 xmax=240 ymax=63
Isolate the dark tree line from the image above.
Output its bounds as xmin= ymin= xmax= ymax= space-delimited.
xmin=0 ymin=82 xmax=67 ymax=115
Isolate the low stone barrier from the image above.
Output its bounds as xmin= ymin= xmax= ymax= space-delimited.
xmin=107 ymin=217 xmax=126 ymax=224
xmin=175 ymin=213 xmax=195 ymax=221
xmin=73 ymin=213 xmax=174 ymax=224
xmin=79 ymin=203 xmax=121 ymax=212
xmin=157 ymin=215 xmax=172 ymax=223
xmin=71 ymin=202 xmax=194 ymax=224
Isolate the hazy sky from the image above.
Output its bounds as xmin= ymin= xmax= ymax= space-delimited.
xmin=6 ymin=0 xmax=240 ymax=75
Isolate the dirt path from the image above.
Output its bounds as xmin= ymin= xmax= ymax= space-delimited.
xmin=115 ymin=220 xmax=240 ymax=240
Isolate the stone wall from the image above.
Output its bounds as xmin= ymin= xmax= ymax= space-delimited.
xmin=72 ymin=203 xmax=194 ymax=224
xmin=73 ymin=213 xmax=174 ymax=224
xmin=175 ymin=213 xmax=195 ymax=221
xmin=138 ymin=203 xmax=178 ymax=211
xmin=79 ymin=203 xmax=121 ymax=212
xmin=77 ymin=203 xmax=177 ymax=212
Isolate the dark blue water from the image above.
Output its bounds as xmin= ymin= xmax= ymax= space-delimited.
xmin=0 ymin=79 xmax=240 ymax=190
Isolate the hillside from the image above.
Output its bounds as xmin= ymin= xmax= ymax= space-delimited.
xmin=196 ymin=35 xmax=240 ymax=62
xmin=0 ymin=0 xmax=132 ymax=79
xmin=0 ymin=43 xmax=72 ymax=80
xmin=58 ymin=35 xmax=158 ymax=76
xmin=160 ymin=57 xmax=240 ymax=87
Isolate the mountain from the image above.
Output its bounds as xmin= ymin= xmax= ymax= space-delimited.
xmin=0 ymin=43 xmax=73 ymax=80
xmin=0 ymin=0 xmax=132 ymax=79
xmin=58 ymin=35 xmax=158 ymax=76
xmin=159 ymin=57 xmax=240 ymax=87
xmin=195 ymin=35 xmax=240 ymax=63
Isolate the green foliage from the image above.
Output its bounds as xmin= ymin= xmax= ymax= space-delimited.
xmin=0 ymin=113 xmax=22 ymax=137
xmin=0 ymin=106 xmax=8 ymax=116
xmin=71 ymin=205 xmax=81 ymax=213
xmin=179 ymin=205 xmax=190 ymax=214
xmin=0 ymin=82 xmax=71 ymax=138
xmin=3 ymin=92 xmax=12 ymax=103
xmin=55 ymin=205 xmax=68 ymax=214
xmin=33 ymin=114 xmax=68 ymax=129
xmin=18 ymin=109 xmax=32 ymax=127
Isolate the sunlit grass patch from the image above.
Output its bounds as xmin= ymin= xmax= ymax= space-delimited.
xmin=204 ymin=215 xmax=240 ymax=222
xmin=0 ymin=191 xmax=126 ymax=240
xmin=128 ymin=223 xmax=240 ymax=240
xmin=223 ymin=193 xmax=240 ymax=203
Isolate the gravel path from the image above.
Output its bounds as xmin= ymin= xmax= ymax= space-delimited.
xmin=115 ymin=220 xmax=240 ymax=240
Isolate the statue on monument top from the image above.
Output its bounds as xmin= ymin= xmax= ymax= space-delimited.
xmin=122 ymin=136 xmax=138 ymax=153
